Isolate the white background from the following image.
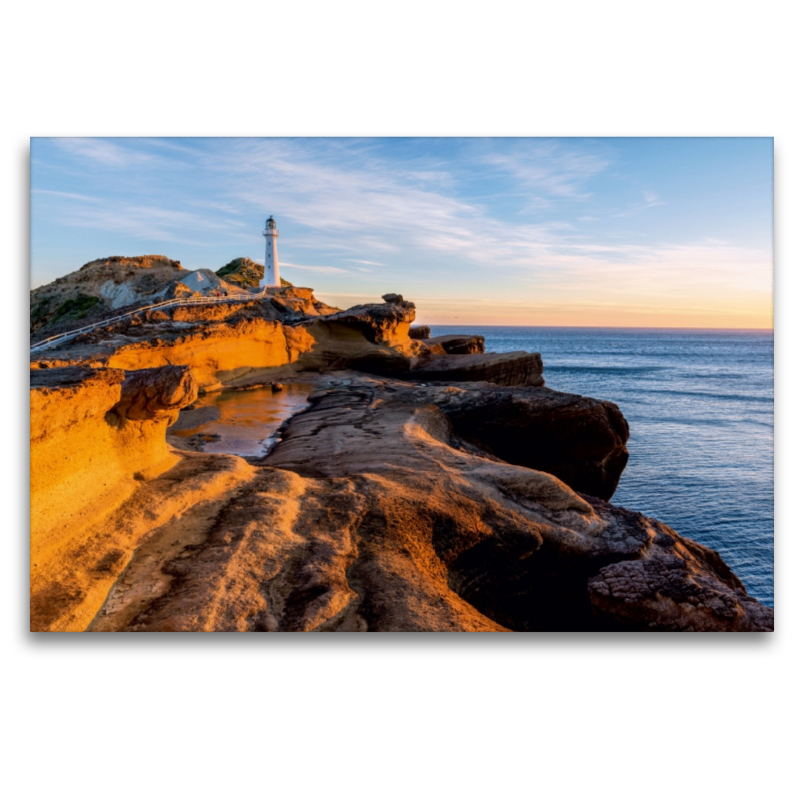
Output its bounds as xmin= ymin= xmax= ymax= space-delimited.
xmin=4 ymin=2 xmax=797 ymax=798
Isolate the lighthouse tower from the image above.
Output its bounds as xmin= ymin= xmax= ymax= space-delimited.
xmin=261 ymin=215 xmax=280 ymax=289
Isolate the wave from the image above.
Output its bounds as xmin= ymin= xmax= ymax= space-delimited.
xmin=648 ymin=388 xmax=774 ymax=404
xmin=545 ymin=365 xmax=666 ymax=374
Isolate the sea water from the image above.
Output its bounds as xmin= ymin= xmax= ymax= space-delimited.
xmin=429 ymin=326 xmax=774 ymax=607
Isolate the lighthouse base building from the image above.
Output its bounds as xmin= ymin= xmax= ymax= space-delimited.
xmin=260 ymin=215 xmax=280 ymax=289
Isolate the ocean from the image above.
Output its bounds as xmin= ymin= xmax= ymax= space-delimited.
xmin=428 ymin=326 xmax=775 ymax=607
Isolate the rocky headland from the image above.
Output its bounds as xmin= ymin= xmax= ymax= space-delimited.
xmin=29 ymin=257 xmax=773 ymax=632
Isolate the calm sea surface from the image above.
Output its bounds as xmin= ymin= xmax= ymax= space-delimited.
xmin=429 ymin=326 xmax=774 ymax=607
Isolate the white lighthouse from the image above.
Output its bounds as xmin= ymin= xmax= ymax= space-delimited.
xmin=261 ymin=215 xmax=280 ymax=289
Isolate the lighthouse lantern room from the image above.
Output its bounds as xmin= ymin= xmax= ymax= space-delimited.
xmin=261 ymin=215 xmax=280 ymax=289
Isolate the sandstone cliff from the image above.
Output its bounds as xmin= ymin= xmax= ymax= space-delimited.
xmin=30 ymin=364 xmax=199 ymax=631
xmin=30 ymin=365 xmax=772 ymax=632
xmin=29 ymin=260 xmax=772 ymax=632
xmin=69 ymin=376 xmax=770 ymax=633
xmin=31 ymin=288 xmax=544 ymax=392
xmin=32 ymin=259 xmax=539 ymax=391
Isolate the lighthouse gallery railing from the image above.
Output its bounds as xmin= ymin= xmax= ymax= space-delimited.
xmin=30 ymin=286 xmax=270 ymax=354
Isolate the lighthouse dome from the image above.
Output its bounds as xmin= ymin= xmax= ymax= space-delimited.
xmin=266 ymin=215 xmax=276 ymax=229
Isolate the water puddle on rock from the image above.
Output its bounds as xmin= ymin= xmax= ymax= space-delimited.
xmin=168 ymin=382 xmax=316 ymax=457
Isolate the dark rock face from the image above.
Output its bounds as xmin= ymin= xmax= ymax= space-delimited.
xmin=268 ymin=380 xmax=627 ymax=502
xmin=411 ymin=351 xmax=544 ymax=387
xmin=445 ymin=491 xmax=773 ymax=632
xmin=424 ymin=334 xmax=485 ymax=355
xmin=442 ymin=385 xmax=629 ymax=501
xmin=409 ymin=325 xmax=431 ymax=340
xmin=243 ymin=379 xmax=770 ymax=632
xmin=585 ymin=523 xmax=775 ymax=631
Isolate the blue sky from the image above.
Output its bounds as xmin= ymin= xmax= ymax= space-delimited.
xmin=30 ymin=137 xmax=773 ymax=327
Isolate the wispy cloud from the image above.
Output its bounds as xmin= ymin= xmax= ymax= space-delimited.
xmin=611 ymin=190 xmax=666 ymax=218
xmin=127 ymin=139 xmax=769 ymax=302
xmin=190 ymin=200 xmax=244 ymax=215
xmin=33 ymin=189 xmax=101 ymax=203
xmin=39 ymin=195 xmax=250 ymax=245
xmin=205 ymin=139 xmax=616 ymax=274
xmin=36 ymin=138 xmax=658 ymax=279
xmin=281 ymin=262 xmax=350 ymax=275
xmin=30 ymin=137 xmax=773 ymax=327
xmin=53 ymin=138 xmax=157 ymax=168
xmin=478 ymin=141 xmax=610 ymax=200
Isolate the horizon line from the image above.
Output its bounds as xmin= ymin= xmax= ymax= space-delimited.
xmin=417 ymin=323 xmax=774 ymax=332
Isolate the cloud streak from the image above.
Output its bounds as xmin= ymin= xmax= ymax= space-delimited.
xmin=30 ymin=137 xmax=773 ymax=327
xmin=281 ymin=262 xmax=350 ymax=275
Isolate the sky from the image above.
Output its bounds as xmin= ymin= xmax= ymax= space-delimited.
xmin=30 ymin=137 xmax=773 ymax=328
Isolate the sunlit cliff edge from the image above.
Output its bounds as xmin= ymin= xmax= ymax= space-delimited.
xmin=29 ymin=257 xmax=773 ymax=632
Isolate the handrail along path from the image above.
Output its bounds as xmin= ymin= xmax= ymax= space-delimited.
xmin=30 ymin=287 xmax=269 ymax=354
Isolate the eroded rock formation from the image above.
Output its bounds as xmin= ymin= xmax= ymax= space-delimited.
xmin=111 ymin=364 xmax=198 ymax=423
xmin=442 ymin=384 xmax=629 ymax=499
xmin=31 ymin=283 xmax=542 ymax=392
xmin=410 ymin=351 xmax=544 ymax=386
xmin=30 ymin=364 xmax=198 ymax=632
xmin=424 ymin=334 xmax=485 ymax=355
xmin=29 ymin=258 xmax=772 ymax=633
xmin=75 ymin=377 xmax=771 ymax=633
